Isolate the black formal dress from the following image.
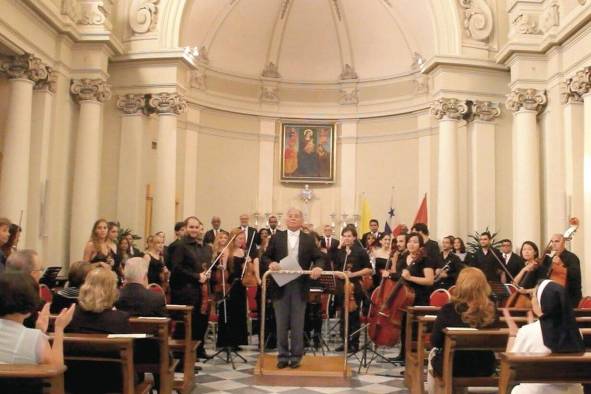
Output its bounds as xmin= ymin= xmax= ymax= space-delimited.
xmin=147 ymin=253 xmax=166 ymax=286
xmin=216 ymin=256 xmax=248 ymax=348
xmin=373 ymin=257 xmax=389 ymax=289
xmin=395 ymin=254 xmax=434 ymax=306
xmin=430 ymin=302 xmax=498 ymax=377
xmin=434 ymin=252 xmax=464 ymax=290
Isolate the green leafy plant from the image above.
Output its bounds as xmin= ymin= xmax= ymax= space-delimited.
xmin=466 ymin=227 xmax=502 ymax=254
xmin=116 ymin=224 xmax=142 ymax=244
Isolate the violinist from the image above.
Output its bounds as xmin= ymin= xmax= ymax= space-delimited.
xmin=215 ymin=228 xmax=248 ymax=350
xmin=434 ymin=236 xmax=464 ymax=290
xmin=382 ymin=232 xmax=434 ymax=362
xmin=170 ymin=216 xmax=212 ymax=360
xmin=512 ymin=241 xmax=542 ymax=292
xmin=334 ymin=225 xmax=372 ymax=353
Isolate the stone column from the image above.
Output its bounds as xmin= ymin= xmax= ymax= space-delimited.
xmin=431 ymin=98 xmax=469 ymax=239
xmin=116 ymin=94 xmax=146 ymax=233
xmin=182 ymin=108 xmax=200 ymax=218
xmin=561 ymin=77 xmax=585 ymax=267
xmin=148 ymin=93 xmax=187 ymax=239
xmin=27 ymin=69 xmax=57 ymax=251
xmin=569 ymin=67 xmax=591 ymax=295
xmin=506 ymin=88 xmax=547 ymax=247
xmin=0 ymin=54 xmax=49 ymax=235
xmin=470 ymin=101 xmax=501 ymax=232
xmin=69 ymin=78 xmax=112 ymax=260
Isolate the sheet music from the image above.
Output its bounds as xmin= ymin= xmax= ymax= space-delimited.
xmin=271 ymin=255 xmax=301 ymax=287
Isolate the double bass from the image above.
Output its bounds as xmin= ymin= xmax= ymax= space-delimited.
xmin=367 ymin=250 xmax=418 ymax=347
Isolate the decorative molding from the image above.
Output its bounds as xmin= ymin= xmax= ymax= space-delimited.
xmin=34 ymin=67 xmax=57 ymax=93
xmin=148 ymin=93 xmax=187 ymax=115
xmin=331 ymin=0 xmax=343 ymax=21
xmin=577 ymin=0 xmax=586 ymax=5
xmin=261 ymin=62 xmax=281 ymax=78
xmin=513 ymin=13 xmax=541 ymax=35
xmin=340 ymin=64 xmax=358 ymax=80
xmin=339 ymin=87 xmax=359 ymax=105
xmin=260 ymin=86 xmax=279 ymax=103
xmin=0 ymin=54 xmax=49 ymax=82
xmin=541 ymin=2 xmax=560 ymax=33
xmin=430 ymin=98 xmax=469 ymax=120
xmin=116 ymin=94 xmax=146 ymax=115
xmin=505 ymin=88 xmax=547 ymax=113
xmin=280 ymin=0 xmax=291 ymax=19
xmin=70 ymin=78 xmax=112 ymax=102
xmin=414 ymin=75 xmax=429 ymax=94
xmin=197 ymin=46 xmax=209 ymax=64
xmin=568 ymin=67 xmax=591 ymax=100
xmin=191 ymin=68 xmax=207 ymax=91
xmin=382 ymin=0 xmax=393 ymax=7
xmin=61 ymin=0 xmax=82 ymax=23
xmin=458 ymin=0 xmax=494 ymax=42
xmin=129 ymin=0 xmax=159 ymax=34
xmin=79 ymin=0 xmax=112 ymax=28
xmin=560 ymin=80 xmax=582 ymax=104
xmin=472 ymin=100 xmax=501 ymax=121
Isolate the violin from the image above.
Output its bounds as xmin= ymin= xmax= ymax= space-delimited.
xmin=367 ymin=250 xmax=418 ymax=347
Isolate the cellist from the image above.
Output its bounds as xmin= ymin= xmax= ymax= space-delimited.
xmin=382 ymin=232 xmax=434 ymax=363
xmin=334 ymin=225 xmax=372 ymax=353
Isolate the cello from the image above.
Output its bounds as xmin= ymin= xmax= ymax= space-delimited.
xmin=367 ymin=249 xmax=418 ymax=347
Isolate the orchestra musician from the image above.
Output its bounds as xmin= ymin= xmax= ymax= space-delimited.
xmin=434 ymin=235 xmax=464 ymax=290
xmin=334 ymin=225 xmax=372 ymax=353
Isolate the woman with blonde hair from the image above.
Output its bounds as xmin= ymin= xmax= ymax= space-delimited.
xmin=143 ymin=234 xmax=169 ymax=289
xmin=428 ymin=267 xmax=498 ymax=392
xmin=66 ymin=267 xmax=131 ymax=334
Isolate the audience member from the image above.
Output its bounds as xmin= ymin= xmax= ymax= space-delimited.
xmin=116 ymin=257 xmax=167 ymax=317
xmin=50 ymin=261 xmax=92 ymax=314
xmin=0 ymin=218 xmax=10 ymax=272
xmin=1 ymin=223 xmax=21 ymax=259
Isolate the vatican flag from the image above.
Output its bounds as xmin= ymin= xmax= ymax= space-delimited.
xmin=359 ymin=195 xmax=372 ymax=235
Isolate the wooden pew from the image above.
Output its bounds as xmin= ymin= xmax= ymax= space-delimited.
xmin=498 ymin=351 xmax=591 ymax=394
xmin=129 ymin=317 xmax=175 ymax=394
xmin=0 ymin=364 xmax=66 ymax=394
xmin=404 ymin=306 xmax=440 ymax=390
xmin=57 ymin=333 xmax=152 ymax=394
xmin=166 ymin=304 xmax=199 ymax=394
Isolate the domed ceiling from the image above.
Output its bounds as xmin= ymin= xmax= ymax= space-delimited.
xmin=180 ymin=0 xmax=436 ymax=83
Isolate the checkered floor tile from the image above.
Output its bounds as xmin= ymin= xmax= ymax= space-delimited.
xmin=190 ymin=335 xmax=410 ymax=394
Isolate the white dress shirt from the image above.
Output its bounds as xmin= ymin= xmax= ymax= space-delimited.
xmin=287 ymin=229 xmax=300 ymax=250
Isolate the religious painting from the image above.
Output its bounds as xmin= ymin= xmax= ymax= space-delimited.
xmin=280 ymin=122 xmax=336 ymax=183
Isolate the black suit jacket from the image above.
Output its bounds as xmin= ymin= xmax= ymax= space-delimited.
xmin=240 ymin=226 xmax=260 ymax=247
xmin=320 ymin=236 xmax=339 ymax=267
xmin=261 ymin=230 xmax=325 ymax=300
xmin=474 ymin=248 xmax=503 ymax=283
xmin=502 ymin=252 xmax=525 ymax=279
xmin=115 ymin=283 xmax=167 ymax=317
xmin=204 ymin=228 xmax=225 ymax=245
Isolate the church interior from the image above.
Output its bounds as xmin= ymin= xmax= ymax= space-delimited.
xmin=2 ymin=0 xmax=591 ymax=393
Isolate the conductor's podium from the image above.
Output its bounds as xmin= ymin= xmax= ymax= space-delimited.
xmin=255 ymin=270 xmax=353 ymax=379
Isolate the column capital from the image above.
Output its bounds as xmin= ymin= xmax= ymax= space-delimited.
xmin=472 ymin=100 xmax=501 ymax=121
xmin=70 ymin=78 xmax=112 ymax=103
xmin=567 ymin=67 xmax=591 ymax=102
xmin=116 ymin=94 xmax=146 ymax=115
xmin=0 ymin=53 xmax=48 ymax=82
xmin=34 ymin=67 xmax=57 ymax=93
xmin=505 ymin=88 xmax=547 ymax=114
xmin=148 ymin=93 xmax=187 ymax=115
xmin=430 ymin=98 xmax=469 ymax=120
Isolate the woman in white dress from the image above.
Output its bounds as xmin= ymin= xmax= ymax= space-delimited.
xmin=503 ymin=279 xmax=584 ymax=394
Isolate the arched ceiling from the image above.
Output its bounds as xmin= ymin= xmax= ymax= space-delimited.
xmin=180 ymin=0 xmax=436 ymax=83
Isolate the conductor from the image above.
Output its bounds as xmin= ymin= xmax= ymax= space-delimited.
xmin=262 ymin=208 xmax=325 ymax=369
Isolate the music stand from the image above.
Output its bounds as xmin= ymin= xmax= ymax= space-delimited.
xmin=39 ymin=266 xmax=63 ymax=288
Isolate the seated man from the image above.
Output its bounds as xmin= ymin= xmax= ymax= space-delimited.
xmin=116 ymin=257 xmax=167 ymax=317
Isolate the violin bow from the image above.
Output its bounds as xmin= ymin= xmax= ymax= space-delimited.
xmin=240 ymin=229 xmax=257 ymax=280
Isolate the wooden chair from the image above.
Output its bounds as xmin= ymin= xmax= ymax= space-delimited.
xmin=148 ymin=283 xmax=166 ymax=300
xmin=56 ymin=333 xmax=152 ymax=394
xmin=129 ymin=317 xmax=176 ymax=394
xmin=0 ymin=364 xmax=66 ymax=394
xmin=579 ymin=296 xmax=591 ymax=309
xmin=167 ymin=304 xmax=199 ymax=394
xmin=429 ymin=289 xmax=451 ymax=307
xmin=499 ymin=352 xmax=591 ymax=394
